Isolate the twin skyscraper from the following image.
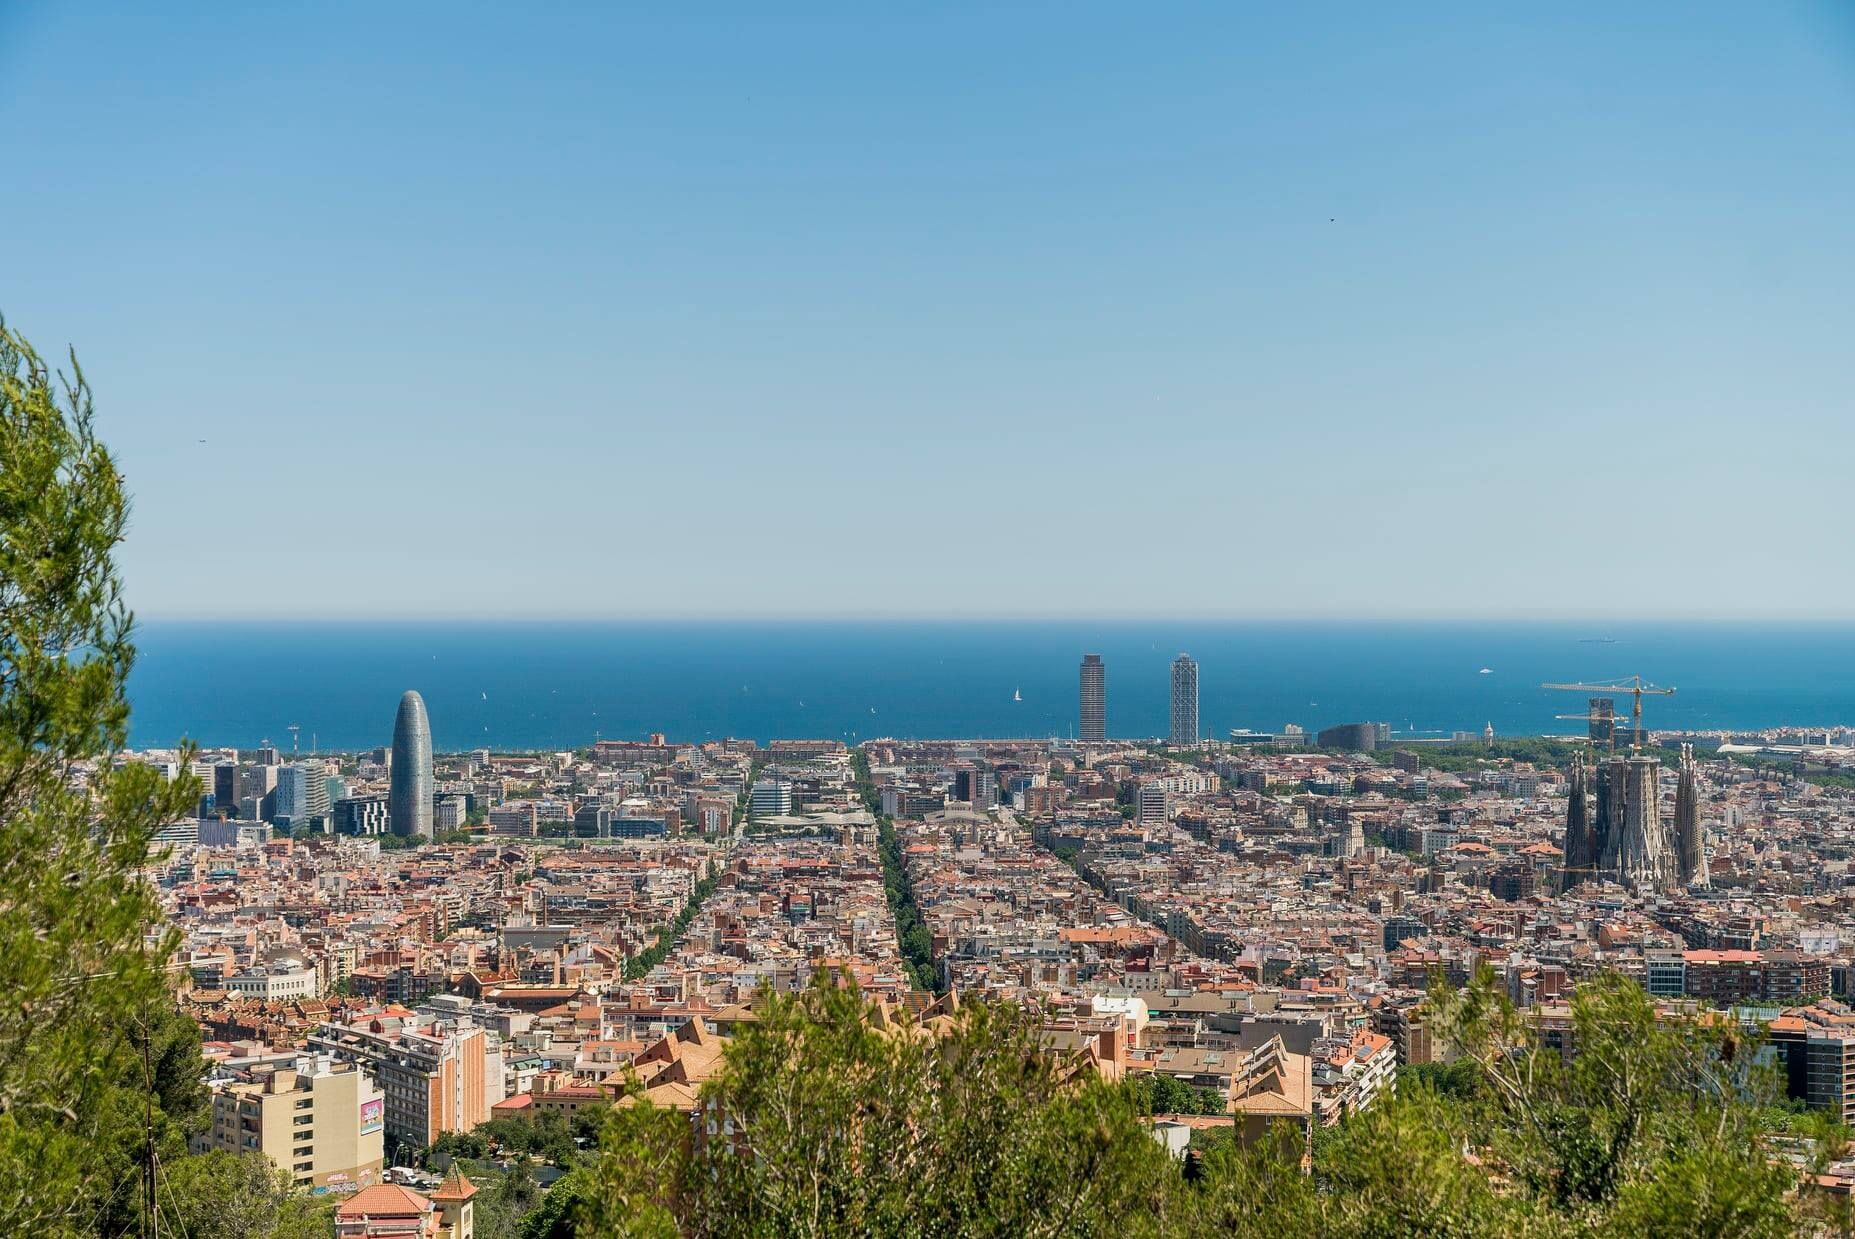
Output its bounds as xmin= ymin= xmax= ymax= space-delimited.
xmin=1077 ymin=652 xmax=1199 ymax=745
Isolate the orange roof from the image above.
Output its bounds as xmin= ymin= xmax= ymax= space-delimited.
xmin=1058 ymin=927 xmax=1153 ymax=945
xmin=336 ymin=1184 xmax=430 ymax=1218
xmin=431 ymin=1168 xmax=478 ymax=1202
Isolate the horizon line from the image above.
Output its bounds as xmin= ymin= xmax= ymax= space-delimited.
xmin=129 ymin=612 xmax=1855 ymax=626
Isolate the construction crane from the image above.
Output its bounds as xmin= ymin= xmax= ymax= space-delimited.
xmin=1541 ymin=675 xmax=1675 ymax=751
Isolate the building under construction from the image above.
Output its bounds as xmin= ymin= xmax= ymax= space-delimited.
xmin=1562 ymin=749 xmax=1704 ymax=893
xmin=1586 ymin=697 xmax=1615 ymax=747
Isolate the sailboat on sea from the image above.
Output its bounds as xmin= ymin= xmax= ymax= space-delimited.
xmin=1012 ymin=688 xmax=1022 ymax=702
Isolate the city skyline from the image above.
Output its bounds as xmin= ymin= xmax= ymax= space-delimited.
xmin=3 ymin=4 xmax=1853 ymax=620
xmin=8 ymin=4 xmax=1855 ymax=1228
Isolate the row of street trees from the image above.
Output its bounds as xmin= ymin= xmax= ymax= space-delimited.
xmin=852 ymin=752 xmax=937 ymax=991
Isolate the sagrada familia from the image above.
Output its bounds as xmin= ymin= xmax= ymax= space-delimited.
xmin=1561 ymin=744 xmax=1706 ymax=893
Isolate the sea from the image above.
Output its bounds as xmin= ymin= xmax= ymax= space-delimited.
xmin=124 ymin=620 xmax=1855 ymax=754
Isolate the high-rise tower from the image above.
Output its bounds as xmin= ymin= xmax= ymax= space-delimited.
xmin=389 ymin=690 xmax=433 ymax=838
xmin=1079 ymin=654 xmax=1106 ymax=742
xmin=1674 ymin=744 xmax=1706 ymax=887
xmin=1169 ymin=654 xmax=1199 ymax=747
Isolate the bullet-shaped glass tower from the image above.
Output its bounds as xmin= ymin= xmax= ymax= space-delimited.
xmin=389 ymin=689 xmax=433 ymax=837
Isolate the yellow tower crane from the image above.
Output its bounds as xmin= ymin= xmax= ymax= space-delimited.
xmin=1541 ymin=675 xmax=1676 ymax=752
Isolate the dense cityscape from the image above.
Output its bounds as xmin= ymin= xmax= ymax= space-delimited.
xmin=7 ymin=5 xmax=1851 ymax=1231
xmin=108 ymin=649 xmax=1855 ymax=1232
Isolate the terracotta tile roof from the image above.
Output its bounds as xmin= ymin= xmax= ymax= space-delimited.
xmin=430 ymin=1168 xmax=478 ymax=1202
xmin=335 ymin=1183 xmax=430 ymax=1218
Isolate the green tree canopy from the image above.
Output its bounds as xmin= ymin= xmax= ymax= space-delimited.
xmin=581 ymin=981 xmax=1186 ymax=1238
xmin=564 ymin=969 xmax=1837 ymax=1237
xmin=0 ymin=320 xmax=205 ymax=1235
xmin=155 ymin=1151 xmax=333 ymax=1239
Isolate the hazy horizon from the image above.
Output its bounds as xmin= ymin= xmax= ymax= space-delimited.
xmin=5 ymin=3 xmax=1852 ymax=621
xmin=126 ymin=612 xmax=1855 ymax=625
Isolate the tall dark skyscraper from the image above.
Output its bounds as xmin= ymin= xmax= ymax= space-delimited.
xmin=389 ymin=689 xmax=433 ymax=837
xmin=1169 ymin=653 xmax=1199 ymax=746
xmin=1078 ymin=654 xmax=1105 ymax=742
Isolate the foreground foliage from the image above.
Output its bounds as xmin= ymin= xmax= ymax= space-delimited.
xmin=0 ymin=322 xmax=209 ymax=1234
xmin=564 ymin=971 xmax=1841 ymax=1237
xmin=0 ymin=319 xmax=340 ymax=1236
xmin=582 ymin=983 xmax=1184 ymax=1237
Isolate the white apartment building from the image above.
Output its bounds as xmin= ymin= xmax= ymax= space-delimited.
xmin=228 ymin=963 xmax=321 ymax=1001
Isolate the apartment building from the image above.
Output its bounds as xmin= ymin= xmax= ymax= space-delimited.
xmin=1312 ymin=1027 xmax=1397 ymax=1124
xmin=309 ymin=1016 xmax=503 ymax=1149
xmin=334 ymin=795 xmax=391 ymax=837
xmin=488 ymin=802 xmax=540 ymax=837
xmin=1683 ymin=949 xmax=1830 ymax=1005
xmin=433 ymin=794 xmax=468 ymax=831
xmin=227 ymin=962 xmax=320 ymax=1001
xmin=1769 ymin=1003 xmax=1855 ymax=1126
xmin=1644 ymin=949 xmax=1688 ymax=998
xmin=199 ymin=1058 xmax=384 ymax=1190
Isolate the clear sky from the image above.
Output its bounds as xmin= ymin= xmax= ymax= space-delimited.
xmin=3 ymin=3 xmax=1852 ymax=620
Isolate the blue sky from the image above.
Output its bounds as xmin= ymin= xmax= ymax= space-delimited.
xmin=3 ymin=3 xmax=1852 ymax=620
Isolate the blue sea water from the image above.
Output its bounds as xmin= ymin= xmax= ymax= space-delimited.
xmin=124 ymin=621 xmax=1855 ymax=753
